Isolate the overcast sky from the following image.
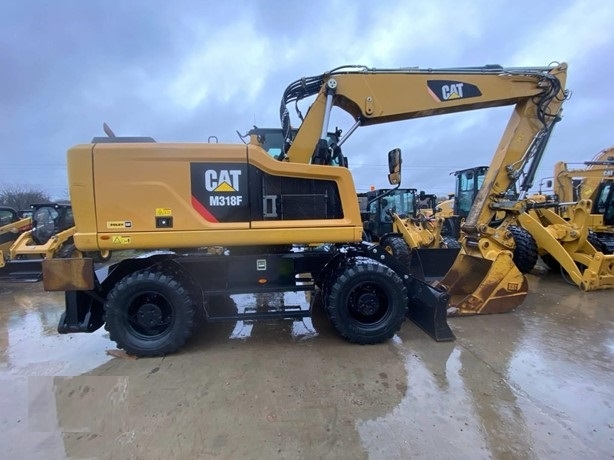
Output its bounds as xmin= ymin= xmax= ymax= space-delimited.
xmin=1 ymin=0 xmax=613 ymax=199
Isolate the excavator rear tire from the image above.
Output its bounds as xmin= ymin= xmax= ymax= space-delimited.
xmin=379 ymin=235 xmax=411 ymax=267
xmin=325 ymin=261 xmax=407 ymax=344
xmin=509 ymin=225 xmax=538 ymax=274
xmin=104 ymin=269 xmax=196 ymax=357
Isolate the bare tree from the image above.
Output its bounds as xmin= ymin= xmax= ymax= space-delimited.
xmin=0 ymin=185 xmax=51 ymax=211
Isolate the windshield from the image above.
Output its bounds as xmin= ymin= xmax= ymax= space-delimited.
xmin=368 ymin=189 xmax=416 ymax=219
xmin=249 ymin=128 xmax=340 ymax=163
xmin=455 ymin=167 xmax=487 ymax=217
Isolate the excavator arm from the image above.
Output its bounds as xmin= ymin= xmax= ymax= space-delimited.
xmin=280 ymin=63 xmax=569 ymax=314
xmin=282 ymin=64 xmax=567 ymax=230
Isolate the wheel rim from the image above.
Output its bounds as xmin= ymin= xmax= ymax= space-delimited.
xmin=347 ymin=281 xmax=390 ymax=326
xmin=125 ymin=291 xmax=174 ymax=339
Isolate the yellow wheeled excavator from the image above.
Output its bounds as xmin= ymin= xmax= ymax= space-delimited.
xmin=44 ymin=62 xmax=574 ymax=356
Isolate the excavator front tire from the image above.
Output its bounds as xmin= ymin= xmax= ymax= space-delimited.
xmin=325 ymin=261 xmax=407 ymax=344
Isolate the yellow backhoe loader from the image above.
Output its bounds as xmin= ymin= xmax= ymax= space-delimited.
xmin=43 ymin=62 xmax=575 ymax=356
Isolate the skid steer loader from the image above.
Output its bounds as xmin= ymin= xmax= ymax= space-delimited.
xmin=43 ymin=62 xmax=575 ymax=356
xmin=1 ymin=203 xmax=112 ymax=281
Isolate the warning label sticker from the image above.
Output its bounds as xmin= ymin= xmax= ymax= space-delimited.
xmin=112 ymin=236 xmax=131 ymax=245
xmin=155 ymin=208 xmax=172 ymax=217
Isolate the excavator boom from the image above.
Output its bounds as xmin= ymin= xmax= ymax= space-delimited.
xmin=279 ymin=63 xmax=568 ymax=314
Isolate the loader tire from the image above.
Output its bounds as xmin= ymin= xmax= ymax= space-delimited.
xmin=326 ymin=261 xmax=407 ymax=344
xmin=104 ymin=269 xmax=196 ymax=357
xmin=541 ymin=254 xmax=560 ymax=272
xmin=379 ymin=235 xmax=411 ymax=267
xmin=509 ymin=225 xmax=538 ymax=274
xmin=441 ymin=236 xmax=460 ymax=249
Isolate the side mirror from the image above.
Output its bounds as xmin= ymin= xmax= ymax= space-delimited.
xmin=546 ymin=179 xmax=553 ymax=188
xmin=387 ymin=148 xmax=402 ymax=185
xmin=419 ymin=191 xmax=426 ymax=201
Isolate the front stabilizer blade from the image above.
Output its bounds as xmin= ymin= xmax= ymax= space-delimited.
xmin=406 ymin=276 xmax=455 ymax=342
xmin=437 ymin=251 xmax=528 ymax=315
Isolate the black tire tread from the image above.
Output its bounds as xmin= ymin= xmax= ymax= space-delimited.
xmin=379 ymin=235 xmax=412 ymax=266
xmin=441 ymin=236 xmax=460 ymax=249
xmin=326 ymin=261 xmax=407 ymax=344
xmin=104 ymin=269 xmax=196 ymax=357
xmin=509 ymin=225 xmax=538 ymax=274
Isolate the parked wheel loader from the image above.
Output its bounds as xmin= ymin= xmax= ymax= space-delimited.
xmin=358 ymin=187 xmax=460 ymax=280
xmin=43 ymin=62 xmax=572 ymax=356
xmin=438 ymin=165 xmax=537 ymax=274
xmin=542 ymin=146 xmax=614 ymax=253
xmin=445 ymin=156 xmax=614 ymax=292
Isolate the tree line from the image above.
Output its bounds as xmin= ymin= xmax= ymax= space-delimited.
xmin=0 ymin=185 xmax=52 ymax=211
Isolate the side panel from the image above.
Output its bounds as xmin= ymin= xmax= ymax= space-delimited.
xmin=73 ymin=142 xmax=363 ymax=251
xmin=67 ymin=145 xmax=98 ymax=249
xmin=92 ymin=143 xmax=249 ymax=233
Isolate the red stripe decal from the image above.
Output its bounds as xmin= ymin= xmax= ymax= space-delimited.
xmin=191 ymin=196 xmax=219 ymax=223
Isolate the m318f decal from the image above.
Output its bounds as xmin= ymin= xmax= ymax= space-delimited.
xmin=190 ymin=163 xmax=249 ymax=222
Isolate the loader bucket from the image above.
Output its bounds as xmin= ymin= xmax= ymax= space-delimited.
xmin=412 ymin=247 xmax=461 ymax=281
xmin=436 ymin=250 xmax=528 ymax=315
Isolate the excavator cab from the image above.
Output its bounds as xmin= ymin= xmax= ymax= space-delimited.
xmin=242 ymin=127 xmax=344 ymax=165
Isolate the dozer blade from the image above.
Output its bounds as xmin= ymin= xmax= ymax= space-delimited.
xmin=406 ymin=275 xmax=455 ymax=341
xmin=402 ymin=247 xmax=455 ymax=341
xmin=436 ymin=250 xmax=528 ymax=315
xmin=365 ymin=243 xmax=455 ymax=341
